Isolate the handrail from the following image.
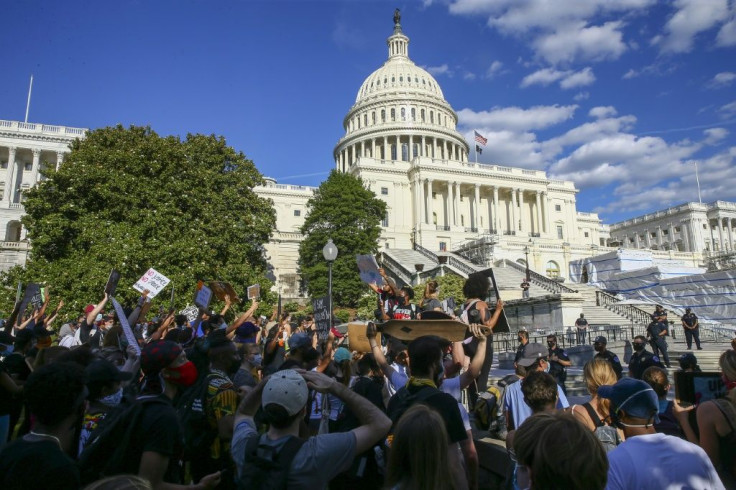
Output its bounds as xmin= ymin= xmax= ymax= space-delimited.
xmin=413 ymin=243 xmax=438 ymax=263
xmin=448 ymin=255 xmax=477 ymax=276
xmin=379 ymin=252 xmax=413 ymax=286
xmin=595 ymin=290 xmax=652 ymax=326
xmin=500 ymin=259 xmax=578 ymax=294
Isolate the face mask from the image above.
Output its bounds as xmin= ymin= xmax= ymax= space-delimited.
xmin=518 ymin=337 xmax=523 ymax=343
xmin=166 ymin=361 xmax=198 ymax=387
xmin=547 ymin=342 xmax=555 ymax=349
xmin=594 ymin=344 xmax=603 ymax=352
xmin=543 ymin=361 xmax=550 ymax=373
xmin=100 ymin=387 xmax=124 ymax=407
xmin=252 ymin=355 xmax=263 ymax=366
xmin=633 ymin=343 xmax=645 ymax=352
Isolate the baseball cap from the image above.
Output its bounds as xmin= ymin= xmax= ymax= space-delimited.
xmin=598 ymin=377 xmax=659 ymax=422
xmin=679 ymin=352 xmax=698 ymax=366
xmin=330 ymin=327 xmax=344 ymax=339
xmin=86 ymin=359 xmax=134 ymax=384
xmin=517 ymin=343 xmax=548 ymax=367
xmin=288 ymin=332 xmax=311 ymax=350
xmin=594 ymin=336 xmax=607 ymax=344
xmin=334 ymin=347 xmax=351 ymax=363
xmin=84 ymin=304 xmax=96 ymax=315
xmin=262 ymin=369 xmax=308 ymax=416
xmin=234 ymin=322 xmax=258 ymax=343
xmin=140 ymin=340 xmax=182 ymax=375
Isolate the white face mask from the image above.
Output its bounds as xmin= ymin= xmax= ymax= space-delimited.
xmin=100 ymin=387 xmax=124 ymax=407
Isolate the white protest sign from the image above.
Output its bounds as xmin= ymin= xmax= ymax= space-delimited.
xmin=132 ymin=268 xmax=171 ymax=298
xmin=356 ymin=254 xmax=383 ymax=286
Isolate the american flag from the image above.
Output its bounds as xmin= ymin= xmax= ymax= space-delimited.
xmin=474 ymin=131 xmax=487 ymax=146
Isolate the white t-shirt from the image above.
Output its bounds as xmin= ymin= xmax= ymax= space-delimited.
xmin=606 ymin=433 xmax=724 ymax=490
xmin=441 ymin=375 xmax=462 ymax=402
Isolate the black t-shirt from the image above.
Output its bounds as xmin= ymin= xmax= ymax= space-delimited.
xmin=3 ymin=352 xmax=31 ymax=381
xmin=628 ymin=351 xmax=663 ymax=379
xmin=390 ymin=303 xmax=417 ymax=320
xmin=387 ymin=385 xmax=467 ymax=444
xmin=547 ymin=346 xmax=570 ymax=378
xmin=121 ymin=395 xmax=183 ymax=483
xmin=594 ymin=350 xmax=623 ymax=379
xmin=0 ymin=438 xmax=80 ymax=490
xmin=420 ymin=298 xmax=442 ymax=312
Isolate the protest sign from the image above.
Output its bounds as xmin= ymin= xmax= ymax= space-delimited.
xmin=133 ymin=268 xmax=171 ymax=298
xmin=18 ymin=283 xmax=40 ymax=315
xmin=110 ymin=297 xmax=140 ymax=355
xmin=312 ymin=296 xmax=331 ymax=341
xmin=194 ymin=282 xmax=213 ymax=310
xmin=347 ymin=322 xmax=380 ymax=353
xmin=31 ymin=286 xmax=44 ymax=309
xmin=180 ymin=304 xmax=199 ymax=323
xmin=356 ymin=254 xmax=383 ymax=286
xmin=247 ymin=284 xmax=260 ymax=300
xmin=105 ymin=269 xmax=121 ymax=297
xmin=209 ymin=281 xmax=240 ymax=302
xmin=477 ymin=267 xmax=510 ymax=333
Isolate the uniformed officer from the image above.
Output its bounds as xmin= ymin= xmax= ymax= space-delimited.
xmin=628 ymin=335 xmax=664 ymax=379
xmin=514 ymin=330 xmax=529 ymax=366
xmin=547 ymin=334 xmax=571 ymax=394
xmin=593 ymin=335 xmax=623 ymax=379
xmin=681 ymin=307 xmax=702 ymax=350
xmin=647 ymin=319 xmax=671 ymax=368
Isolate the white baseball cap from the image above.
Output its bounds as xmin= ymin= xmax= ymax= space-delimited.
xmin=262 ymin=369 xmax=309 ymax=416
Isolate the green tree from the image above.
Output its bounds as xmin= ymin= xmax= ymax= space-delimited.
xmin=0 ymin=125 xmax=277 ymax=317
xmin=413 ymin=274 xmax=466 ymax=307
xmin=298 ymin=171 xmax=386 ymax=308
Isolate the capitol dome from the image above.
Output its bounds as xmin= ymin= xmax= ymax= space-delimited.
xmin=334 ymin=14 xmax=469 ymax=171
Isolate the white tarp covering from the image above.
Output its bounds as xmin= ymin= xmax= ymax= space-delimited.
xmin=569 ymin=249 xmax=659 ymax=285
xmin=620 ymin=270 xmax=736 ymax=324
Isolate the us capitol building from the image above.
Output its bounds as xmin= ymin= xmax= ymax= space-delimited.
xmin=0 ymin=15 xmax=721 ymax=296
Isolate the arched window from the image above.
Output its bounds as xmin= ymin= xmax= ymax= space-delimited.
xmin=391 ymin=108 xmax=396 ymax=121
xmin=430 ymin=111 xmax=434 ymax=124
xmin=401 ymin=108 xmax=406 ymax=121
xmin=401 ymin=143 xmax=409 ymax=161
xmin=5 ymin=220 xmax=22 ymax=242
xmin=411 ymin=108 xmax=416 ymax=121
xmin=546 ymin=261 xmax=560 ymax=278
xmin=381 ymin=110 xmax=386 ymax=123
xmin=433 ymin=212 xmax=437 ymax=225
xmin=391 ymin=144 xmax=397 ymax=160
xmin=372 ymin=112 xmax=376 ymax=124
xmin=364 ymin=114 xmax=368 ymax=126
xmin=413 ymin=143 xmax=419 ymax=158
xmin=421 ymin=109 xmax=425 ymax=122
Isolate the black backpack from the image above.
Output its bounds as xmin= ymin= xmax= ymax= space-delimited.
xmin=175 ymin=371 xmax=217 ymax=461
xmin=237 ymin=434 xmax=307 ymax=490
xmin=77 ymin=396 xmax=168 ymax=485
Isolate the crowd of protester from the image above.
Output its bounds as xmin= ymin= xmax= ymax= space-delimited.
xmin=0 ymin=270 xmax=733 ymax=490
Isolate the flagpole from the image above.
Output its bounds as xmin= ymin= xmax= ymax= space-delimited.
xmin=24 ymin=75 xmax=33 ymax=123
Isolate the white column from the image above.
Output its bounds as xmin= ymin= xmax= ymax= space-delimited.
xmin=493 ymin=186 xmax=500 ymax=232
xmin=414 ymin=176 xmax=421 ymax=230
xmin=30 ymin=149 xmax=41 ymax=185
xmin=418 ymin=173 xmax=424 ymax=225
xmin=371 ymin=139 xmax=376 ymax=159
xmin=432 ymin=138 xmax=437 ymax=159
xmin=717 ymin=218 xmax=725 ymax=251
xmin=535 ymin=191 xmax=542 ymax=234
xmin=409 ymin=135 xmax=414 ymax=160
xmin=656 ymin=226 xmax=664 ymax=247
xmin=542 ymin=191 xmax=550 ymax=234
xmin=645 ymin=229 xmax=652 ymax=248
xmin=681 ymin=221 xmax=691 ymax=252
xmin=426 ymin=179 xmax=433 ymax=225
xmin=4 ymin=146 xmax=17 ymax=203
xmin=421 ymin=136 xmax=426 ymax=157
xmin=668 ymin=223 xmax=676 ymax=250
xmin=383 ymin=138 xmax=389 ymax=161
xmin=454 ymin=182 xmax=461 ymax=227
xmin=510 ymin=189 xmax=517 ymax=234
xmin=55 ymin=151 xmax=65 ymax=171
xmin=443 ymin=140 xmax=448 ymax=160
xmin=474 ymin=183 xmax=480 ymax=230
xmin=729 ymin=219 xmax=735 ymax=251
xmin=519 ymin=190 xmax=526 ymax=233
xmin=447 ymin=181 xmax=454 ymax=226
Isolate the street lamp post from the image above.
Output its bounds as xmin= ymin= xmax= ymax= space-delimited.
xmin=523 ymin=243 xmax=531 ymax=281
xmin=322 ymin=239 xmax=338 ymax=329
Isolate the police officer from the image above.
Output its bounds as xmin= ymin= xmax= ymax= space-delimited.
xmin=514 ymin=330 xmax=529 ymax=366
xmin=546 ymin=334 xmax=571 ymax=394
xmin=593 ymin=335 xmax=623 ymax=379
xmin=647 ymin=318 xmax=671 ymax=368
xmin=681 ymin=307 xmax=702 ymax=350
xmin=628 ymin=335 xmax=664 ymax=379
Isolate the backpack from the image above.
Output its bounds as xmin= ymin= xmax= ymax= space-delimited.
xmin=581 ymin=402 xmax=621 ymax=453
xmin=77 ymin=396 xmax=168 ymax=485
xmin=175 ymin=371 xmax=217 ymax=461
xmin=237 ymin=435 xmax=307 ymax=490
xmin=386 ymin=385 xmax=439 ymax=439
xmin=473 ymin=385 xmax=502 ymax=431
xmin=459 ymin=300 xmax=480 ymax=325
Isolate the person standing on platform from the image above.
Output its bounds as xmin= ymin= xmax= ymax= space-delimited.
xmin=628 ymin=336 xmax=664 ymax=379
xmin=647 ymin=316 xmax=671 ymax=368
xmin=575 ymin=314 xmax=589 ymax=344
xmin=593 ymin=336 xmax=623 ymax=379
xmin=520 ymin=279 xmax=530 ymax=299
xmin=681 ymin=308 xmax=702 ymax=350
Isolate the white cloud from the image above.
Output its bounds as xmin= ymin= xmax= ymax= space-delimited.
xmin=520 ymin=67 xmax=595 ymax=90
xmin=485 ymin=60 xmax=504 ymax=79
xmin=707 ymin=71 xmax=736 ymax=89
xmin=704 ymin=127 xmax=729 ymax=144
xmin=623 ymin=68 xmax=639 ymax=79
xmin=559 ymin=67 xmax=596 ymax=89
xmin=655 ymin=0 xmax=730 ymax=53
xmin=463 ymin=71 xmax=477 ymax=80
xmin=719 ymin=100 xmax=736 ymax=118
xmin=533 ymin=21 xmax=627 ymax=65
xmin=470 ymin=130 xmax=547 ymax=169
xmin=717 ymin=18 xmax=736 ymax=46
xmin=589 ymin=106 xmax=618 ymax=119
xmin=573 ymin=91 xmax=590 ymax=101
xmin=457 ymin=104 xmax=577 ymax=132
xmin=425 ymin=64 xmax=453 ymax=77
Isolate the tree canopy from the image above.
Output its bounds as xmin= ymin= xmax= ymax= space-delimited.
xmin=298 ymin=170 xmax=386 ymax=308
xmin=0 ymin=125 xmax=277 ymax=316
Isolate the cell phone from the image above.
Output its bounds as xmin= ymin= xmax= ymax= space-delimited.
xmin=674 ymin=371 xmax=725 ymax=406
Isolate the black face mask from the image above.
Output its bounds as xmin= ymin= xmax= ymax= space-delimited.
xmin=633 ymin=343 xmax=645 ymax=352
xmin=547 ymin=342 xmax=555 ymax=349
xmin=518 ymin=337 xmax=523 ymax=343
xmin=594 ymin=344 xmax=603 ymax=352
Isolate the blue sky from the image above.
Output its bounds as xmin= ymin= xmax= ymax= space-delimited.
xmin=1 ymin=0 xmax=734 ymax=224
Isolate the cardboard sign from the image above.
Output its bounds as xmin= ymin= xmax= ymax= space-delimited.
xmin=180 ymin=304 xmax=199 ymax=323
xmin=356 ymin=254 xmax=383 ymax=286
xmin=209 ymin=281 xmax=240 ymax=303
xmin=477 ymin=267 xmax=510 ymax=333
xmin=348 ymin=322 xmax=380 ymax=353
xmin=105 ymin=269 xmax=121 ymax=297
xmin=312 ymin=296 xmax=331 ymax=341
xmin=133 ymin=268 xmax=171 ymax=298
xmin=247 ymin=284 xmax=260 ymax=300
xmin=194 ymin=283 xmax=213 ymax=310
